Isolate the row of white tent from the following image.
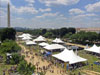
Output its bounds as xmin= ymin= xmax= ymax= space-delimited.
xmin=85 ymin=44 xmax=100 ymax=54
xmin=25 ymin=40 xmax=87 ymax=64
xmin=25 ymin=40 xmax=65 ymax=51
xmin=18 ymin=33 xmax=100 ymax=54
xmin=18 ymin=33 xmax=65 ymax=44
xmin=18 ymin=33 xmax=100 ymax=64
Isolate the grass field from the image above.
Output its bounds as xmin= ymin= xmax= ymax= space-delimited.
xmin=0 ymin=63 xmax=13 ymax=75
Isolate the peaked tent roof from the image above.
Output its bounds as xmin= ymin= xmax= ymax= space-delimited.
xmin=18 ymin=33 xmax=32 ymax=38
xmin=26 ymin=41 xmax=36 ymax=45
xmin=44 ymin=44 xmax=65 ymax=51
xmin=33 ymin=35 xmax=46 ymax=42
xmin=85 ymin=44 xmax=100 ymax=54
xmin=52 ymin=38 xmax=64 ymax=44
xmin=39 ymin=42 xmax=49 ymax=47
xmin=22 ymin=36 xmax=32 ymax=40
xmin=52 ymin=48 xmax=87 ymax=64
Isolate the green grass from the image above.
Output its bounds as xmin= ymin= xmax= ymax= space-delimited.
xmin=0 ymin=63 xmax=13 ymax=75
xmin=78 ymin=50 xmax=100 ymax=72
xmin=70 ymin=50 xmax=100 ymax=74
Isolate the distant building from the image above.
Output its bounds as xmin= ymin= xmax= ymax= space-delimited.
xmin=76 ymin=28 xmax=100 ymax=33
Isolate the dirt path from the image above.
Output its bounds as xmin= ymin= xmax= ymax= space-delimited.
xmin=18 ymin=42 xmax=68 ymax=75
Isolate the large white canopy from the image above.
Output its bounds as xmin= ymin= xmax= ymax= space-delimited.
xmin=85 ymin=44 xmax=100 ymax=54
xmin=52 ymin=48 xmax=87 ymax=64
xmin=26 ymin=41 xmax=36 ymax=45
xmin=44 ymin=44 xmax=65 ymax=51
xmin=39 ymin=42 xmax=49 ymax=47
xmin=33 ymin=35 xmax=46 ymax=42
xmin=52 ymin=38 xmax=64 ymax=44
xmin=18 ymin=33 xmax=32 ymax=38
xmin=22 ymin=36 xmax=32 ymax=40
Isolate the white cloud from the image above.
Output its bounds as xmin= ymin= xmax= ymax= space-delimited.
xmin=25 ymin=0 xmax=35 ymax=7
xmin=85 ymin=1 xmax=100 ymax=12
xmin=11 ymin=6 xmax=38 ymax=14
xmin=69 ymin=8 xmax=85 ymax=15
xmin=25 ymin=0 xmax=35 ymax=3
xmin=36 ymin=12 xmax=59 ymax=18
xmin=39 ymin=0 xmax=80 ymax=6
xmin=39 ymin=8 xmax=51 ymax=12
xmin=1 ymin=0 xmax=38 ymax=14
xmin=1 ymin=0 xmax=11 ymax=5
xmin=72 ymin=13 xmax=97 ymax=20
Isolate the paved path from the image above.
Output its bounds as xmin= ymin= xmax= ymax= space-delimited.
xmin=18 ymin=42 xmax=68 ymax=75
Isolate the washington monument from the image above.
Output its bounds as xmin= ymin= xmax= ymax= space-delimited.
xmin=7 ymin=3 xmax=10 ymax=28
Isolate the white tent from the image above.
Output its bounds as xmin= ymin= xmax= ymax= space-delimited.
xmin=52 ymin=38 xmax=64 ymax=44
xmin=52 ymin=48 xmax=87 ymax=64
xmin=18 ymin=33 xmax=32 ymax=38
xmin=33 ymin=35 xmax=46 ymax=42
xmin=44 ymin=44 xmax=65 ymax=51
xmin=26 ymin=41 xmax=36 ymax=45
xmin=22 ymin=36 xmax=32 ymax=40
xmin=85 ymin=44 xmax=100 ymax=54
xmin=39 ymin=42 xmax=49 ymax=47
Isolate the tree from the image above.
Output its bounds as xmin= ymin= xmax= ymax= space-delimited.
xmin=44 ymin=32 xmax=53 ymax=38
xmin=17 ymin=60 xmax=35 ymax=75
xmin=67 ymin=28 xmax=76 ymax=34
xmin=63 ymin=32 xmax=72 ymax=38
xmin=59 ymin=27 xmax=68 ymax=37
xmin=0 ymin=28 xmax=16 ymax=42
xmin=41 ymin=29 xmax=47 ymax=35
xmin=9 ymin=53 xmax=24 ymax=65
xmin=0 ymin=40 xmax=21 ymax=53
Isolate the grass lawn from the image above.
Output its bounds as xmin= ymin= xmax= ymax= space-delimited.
xmin=0 ymin=63 xmax=13 ymax=75
xmin=78 ymin=50 xmax=100 ymax=72
xmin=70 ymin=50 xmax=100 ymax=74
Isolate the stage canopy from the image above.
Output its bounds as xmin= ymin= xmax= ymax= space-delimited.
xmin=44 ymin=44 xmax=65 ymax=51
xmin=85 ymin=44 xmax=100 ymax=54
xmin=26 ymin=41 xmax=36 ymax=45
xmin=33 ymin=35 xmax=46 ymax=42
xmin=52 ymin=38 xmax=64 ymax=44
xmin=52 ymin=48 xmax=87 ymax=64
xmin=39 ymin=42 xmax=49 ymax=47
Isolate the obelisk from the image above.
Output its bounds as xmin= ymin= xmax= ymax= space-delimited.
xmin=7 ymin=3 xmax=10 ymax=28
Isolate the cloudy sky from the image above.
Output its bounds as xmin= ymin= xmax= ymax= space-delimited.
xmin=0 ymin=0 xmax=100 ymax=29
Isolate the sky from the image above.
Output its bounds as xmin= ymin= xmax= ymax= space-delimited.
xmin=0 ymin=0 xmax=100 ymax=29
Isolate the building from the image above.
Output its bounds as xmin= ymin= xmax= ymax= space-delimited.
xmin=76 ymin=28 xmax=100 ymax=33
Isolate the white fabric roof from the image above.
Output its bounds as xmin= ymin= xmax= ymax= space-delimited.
xmin=39 ymin=42 xmax=49 ymax=47
xmin=52 ymin=48 xmax=87 ymax=64
xmin=26 ymin=41 xmax=36 ymax=45
xmin=52 ymin=38 xmax=64 ymax=43
xmin=33 ymin=35 xmax=46 ymax=42
xmin=22 ymin=36 xmax=32 ymax=40
xmin=85 ymin=44 xmax=100 ymax=54
xmin=44 ymin=44 xmax=65 ymax=51
xmin=18 ymin=33 xmax=32 ymax=38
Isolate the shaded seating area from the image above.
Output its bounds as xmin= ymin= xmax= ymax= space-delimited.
xmin=52 ymin=48 xmax=87 ymax=70
xmin=43 ymin=44 xmax=65 ymax=52
xmin=84 ymin=44 xmax=100 ymax=57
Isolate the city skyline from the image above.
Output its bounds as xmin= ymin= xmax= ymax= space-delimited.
xmin=0 ymin=0 xmax=100 ymax=28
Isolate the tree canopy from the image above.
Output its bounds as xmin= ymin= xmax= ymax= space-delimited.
xmin=0 ymin=28 xmax=16 ymax=42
